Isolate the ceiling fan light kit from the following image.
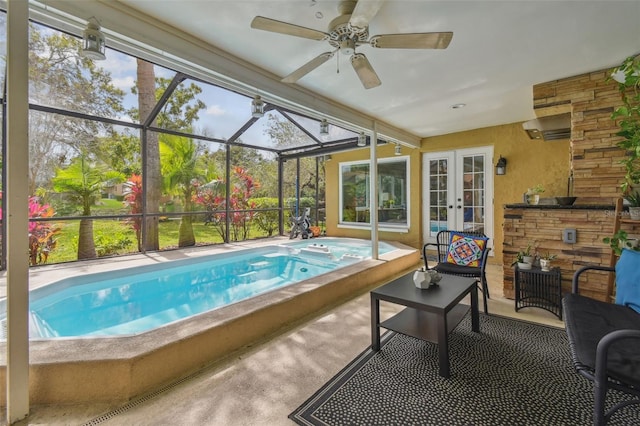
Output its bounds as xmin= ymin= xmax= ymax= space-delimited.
xmin=250 ymin=0 xmax=452 ymax=89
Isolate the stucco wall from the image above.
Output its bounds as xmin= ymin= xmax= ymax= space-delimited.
xmin=326 ymin=67 xmax=627 ymax=271
xmin=325 ymin=122 xmax=571 ymax=265
xmin=422 ymin=122 xmax=571 ymax=265
xmin=324 ymin=143 xmax=422 ymax=250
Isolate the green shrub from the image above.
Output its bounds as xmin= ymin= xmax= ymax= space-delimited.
xmin=94 ymin=229 xmax=133 ymax=257
xmin=285 ymin=197 xmax=316 ymax=209
xmin=252 ymin=197 xmax=280 ymax=236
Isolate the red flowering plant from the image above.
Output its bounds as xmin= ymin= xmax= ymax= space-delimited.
xmin=192 ymin=179 xmax=227 ymax=240
xmin=229 ymin=167 xmax=258 ymax=241
xmin=193 ymin=167 xmax=259 ymax=242
xmin=123 ymin=174 xmax=143 ymax=250
xmin=27 ymin=197 xmax=60 ymax=265
xmin=0 ymin=193 xmax=60 ymax=265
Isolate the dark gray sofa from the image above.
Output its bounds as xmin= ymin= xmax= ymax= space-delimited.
xmin=563 ymin=265 xmax=640 ymax=425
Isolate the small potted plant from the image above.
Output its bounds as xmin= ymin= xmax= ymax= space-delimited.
xmin=522 ymin=242 xmax=536 ymax=265
xmin=539 ymin=252 xmax=557 ymax=272
xmin=511 ymin=250 xmax=532 ymax=270
xmin=526 ymin=184 xmax=545 ymax=205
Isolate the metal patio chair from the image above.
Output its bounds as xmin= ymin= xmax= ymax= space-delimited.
xmin=422 ymin=229 xmax=491 ymax=313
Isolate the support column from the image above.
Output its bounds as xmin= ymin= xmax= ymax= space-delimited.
xmin=370 ymin=122 xmax=378 ymax=259
xmin=6 ymin=0 xmax=31 ymax=422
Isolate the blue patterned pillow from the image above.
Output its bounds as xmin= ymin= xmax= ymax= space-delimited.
xmin=615 ymin=249 xmax=640 ymax=313
xmin=446 ymin=232 xmax=488 ymax=267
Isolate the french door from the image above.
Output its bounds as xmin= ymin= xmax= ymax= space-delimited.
xmin=422 ymin=147 xmax=494 ymax=247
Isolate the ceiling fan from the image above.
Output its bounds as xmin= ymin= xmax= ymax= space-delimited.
xmin=250 ymin=0 xmax=453 ymax=89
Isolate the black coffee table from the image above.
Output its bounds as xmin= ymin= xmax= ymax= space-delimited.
xmin=371 ymin=272 xmax=479 ymax=378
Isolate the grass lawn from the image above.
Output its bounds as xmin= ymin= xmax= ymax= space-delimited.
xmin=42 ymin=205 xmax=275 ymax=264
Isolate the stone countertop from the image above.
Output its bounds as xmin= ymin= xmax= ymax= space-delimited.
xmin=504 ymin=203 xmax=615 ymax=210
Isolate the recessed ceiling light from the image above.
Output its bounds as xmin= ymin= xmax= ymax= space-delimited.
xmin=451 ymin=103 xmax=466 ymax=109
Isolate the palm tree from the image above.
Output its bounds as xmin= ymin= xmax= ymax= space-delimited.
xmin=135 ymin=59 xmax=161 ymax=251
xmin=52 ymin=154 xmax=124 ymax=259
xmin=159 ymin=134 xmax=203 ymax=247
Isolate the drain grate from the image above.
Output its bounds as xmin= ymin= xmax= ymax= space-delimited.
xmin=82 ymin=366 xmax=210 ymax=425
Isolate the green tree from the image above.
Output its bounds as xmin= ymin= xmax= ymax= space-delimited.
xmin=264 ymin=114 xmax=325 ymax=207
xmin=160 ymin=134 xmax=204 ymax=247
xmin=135 ymin=59 xmax=161 ymax=251
xmin=204 ymin=143 xmax=276 ymax=198
xmin=129 ymin=76 xmax=206 ymax=131
xmin=52 ymin=154 xmax=125 ymax=259
xmin=198 ymin=147 xmax=224 ymax=184
xmin=96 ymin=130 xmax=142 ymax=176
xmin=129 ymin=67 xmax=207 ymax=250
xmin=28 ymin=23 xmax=125 ymax=195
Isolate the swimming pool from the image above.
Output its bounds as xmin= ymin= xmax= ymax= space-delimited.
xmin=0 ymin=237 xmax=419 ymax=405
xmin=9 ymin=238 xmax=396 ymax=339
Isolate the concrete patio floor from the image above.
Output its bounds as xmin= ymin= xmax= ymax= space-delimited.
xmin=11 ymin=261 xmax=563 ymax=426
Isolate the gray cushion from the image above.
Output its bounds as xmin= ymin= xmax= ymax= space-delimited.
xmin=434 ymin=262 xmax=482 ymax=277
xmin=563 ymin=293 xmax=640 ymax=388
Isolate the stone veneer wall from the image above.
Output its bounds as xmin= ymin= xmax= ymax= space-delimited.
xmin=502 ymin=67 xmax=634 ymax=302
xmin=503 ymin=205 xmax=640 ymax=302
xmin=533 ymin=69 xmax=625 ymax=204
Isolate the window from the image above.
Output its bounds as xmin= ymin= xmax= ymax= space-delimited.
xmin=1 ymin=13 xmax=335 ymax=268
xmin=340 ymin=157 xmax=409 ymax=227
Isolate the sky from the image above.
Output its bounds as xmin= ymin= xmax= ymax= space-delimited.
xmin=100 ymin=46 xmax=269 ymax=146
xmin=98 ymin=40 xmax=354 ymax=151
xmin=1 ymin=16 xmax=353 ymax=155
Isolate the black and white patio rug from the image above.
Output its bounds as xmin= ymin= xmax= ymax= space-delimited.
xmin=289 ymin=314 xmax=640 ymax=425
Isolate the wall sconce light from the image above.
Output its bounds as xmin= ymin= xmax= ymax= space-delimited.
xmin=495 ymin=155 xmax=507 ymax=175
xmin=357 ymin=132 xmax=366 ymax=147
xmin=319 ymin=119 xmax=329 ymax=138
xmin=251 ymin=95 xmax=265 ymax=118
xmin=80 ymin=17 xmax=106 ymax=61
xmin=394 ymin=143 xmax=402 ymax=156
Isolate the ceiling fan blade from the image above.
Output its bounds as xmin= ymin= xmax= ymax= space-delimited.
xmin=282 ymin=51 xmax=335 ymax=83
xmin=370 ymin=32 xmax=453 ymax=49
xmin=351 ymin=53 xmax=381 ymax=89
xmin=251 ymin=16 xmax=328 ymax=41
xmin=349 ymin=0 xmax=385 ymax=33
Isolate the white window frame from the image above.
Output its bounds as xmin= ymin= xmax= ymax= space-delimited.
xmin=338 ymin=156 xmax=410 ymax=233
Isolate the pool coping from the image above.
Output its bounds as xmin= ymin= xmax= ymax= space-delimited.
xmin=0 ymin=238 xmax=420 ymax=405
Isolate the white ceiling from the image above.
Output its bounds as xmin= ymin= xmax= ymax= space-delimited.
xmin=117 ymin=0 xmax=639 ymax=139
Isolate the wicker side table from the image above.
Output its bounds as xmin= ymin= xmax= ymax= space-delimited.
xmin=514 ymin=265 xmax=562 ymax=319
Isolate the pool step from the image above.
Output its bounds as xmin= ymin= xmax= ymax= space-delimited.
xmin=238 ymin=271 xmax=257 ymax=283
xmin=29 ymin=311 xmax=59 ymax=338
xmin=262 ymin=252 xmax=289 ymax=258
xmin=298 ymin=247 xmax=336 ymax=260
xmin=249 ymin=260 xmax=271 ymax=268
xmin=0 ymin=311 xmax=59 ymax=339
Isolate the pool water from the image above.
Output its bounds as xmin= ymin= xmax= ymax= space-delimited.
xmin=13 ymin=238 xmax=395 ymax=339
